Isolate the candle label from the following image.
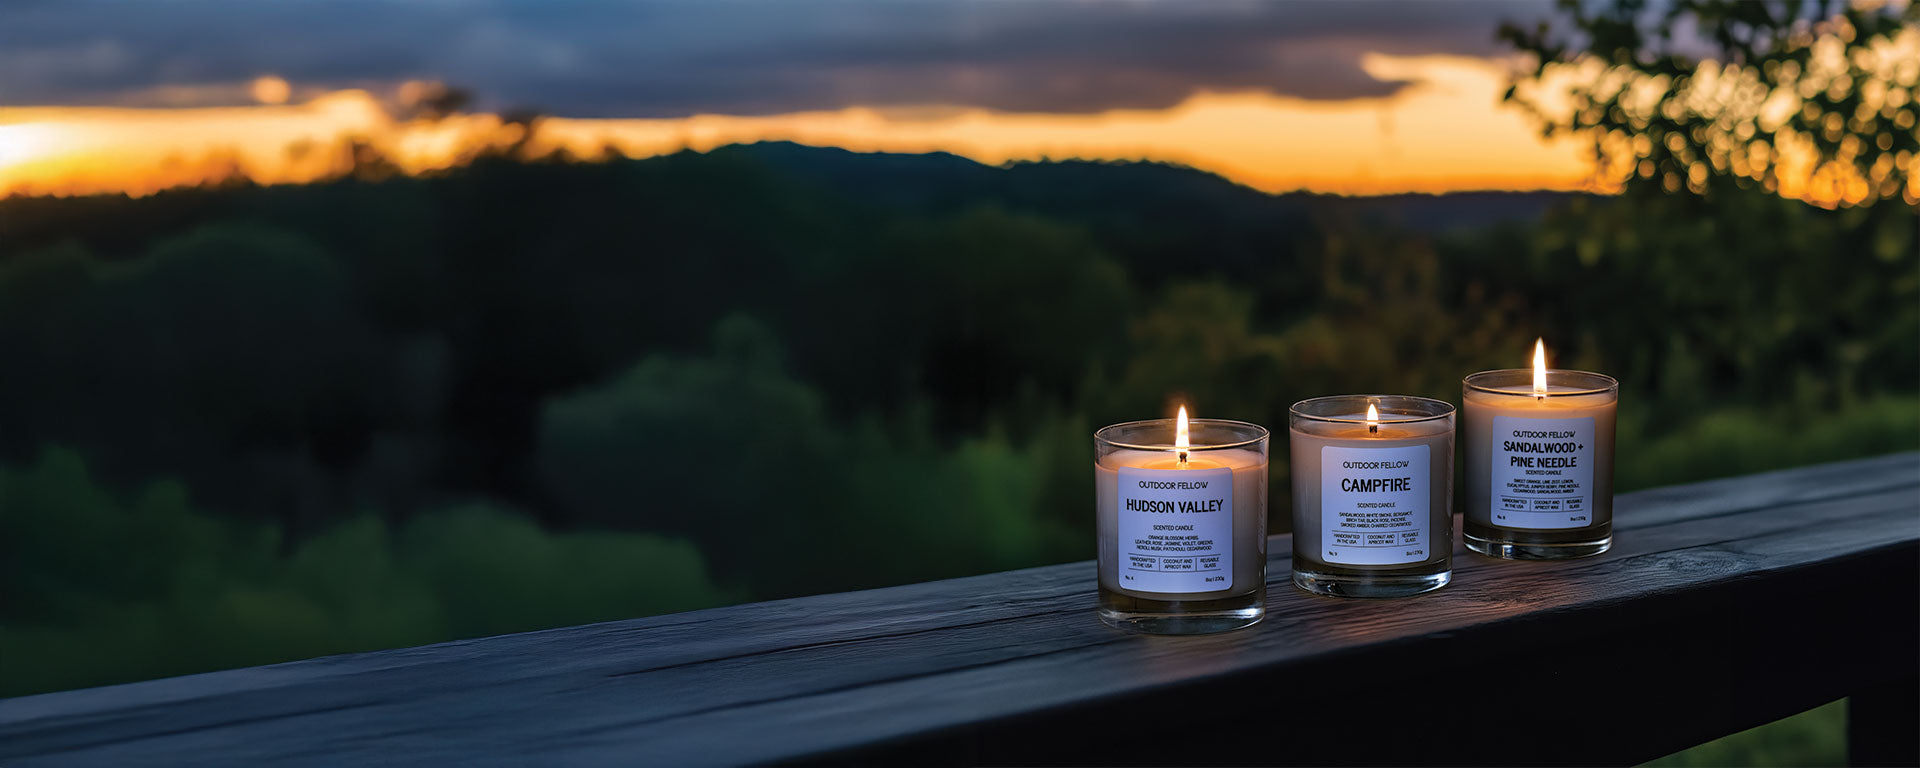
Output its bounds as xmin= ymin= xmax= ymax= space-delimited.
xmin=1490 ymin=415 xmax=1596 ymax=529
xmin=1116 ymin=466 xmax=1234 ymax=593
xmin=1321 ymin=444 xmax=1431 ymax=565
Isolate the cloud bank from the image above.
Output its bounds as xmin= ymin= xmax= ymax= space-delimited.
xmin=0 ymin=0 xmax=1552 ymax=117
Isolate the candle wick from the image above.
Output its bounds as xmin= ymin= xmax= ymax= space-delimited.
xmin=1177 ymin=449 xmax=1189 ymax=466
xmin=1368 ymin=423 xmax=1378 ymax=434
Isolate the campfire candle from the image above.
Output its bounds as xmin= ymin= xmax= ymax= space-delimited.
xmin=1289 ymin=395 xmax=1455 ymax=598
xmin=1095 ymin=407 xmax=1269 ymax=634
xmin=1462 ymin=339 xmax=1620 ymax=559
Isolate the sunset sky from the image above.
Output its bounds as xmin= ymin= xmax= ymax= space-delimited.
xmin=0 ymin=1 xmax=1605 ymax=197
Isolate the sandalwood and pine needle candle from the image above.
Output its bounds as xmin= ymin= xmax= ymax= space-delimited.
xmin=1289 ymin=395 xmax=1454 ymax=598
xmin=1095 ymin=408 xmax=1268 ymax=634
xmin=1462 ymin=340 xmax=1619 ymax=559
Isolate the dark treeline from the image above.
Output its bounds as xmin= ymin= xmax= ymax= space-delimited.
xmin=0 ymin=143 xmax=1914 ymax=695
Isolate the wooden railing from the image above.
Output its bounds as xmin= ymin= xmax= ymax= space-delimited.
xmin=2 ymin=453 xmax=1915 ymax=766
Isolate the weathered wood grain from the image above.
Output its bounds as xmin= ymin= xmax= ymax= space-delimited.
xmin=2 ymin=452 xmax=1915 ymax=766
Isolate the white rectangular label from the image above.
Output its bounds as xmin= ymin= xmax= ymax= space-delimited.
xmin=1320 ymin=444 xmax=1430 ymax=566
xmin=1489 ymin=415 xmax=1596 ymax=529
xmin=1116 ymin=465 xmax=1234 ymax=593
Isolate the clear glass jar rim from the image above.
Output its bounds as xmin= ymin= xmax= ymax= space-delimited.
xmin=1288 ymin=394 xmax=1454 ymax=425
xmin=1464 ymin=368 xmax=1619 ymax=397
xmin=1093 ymin=417 xmax=1270 ymax=451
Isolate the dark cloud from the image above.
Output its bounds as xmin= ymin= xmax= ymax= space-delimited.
xmin=0 ymin=0 xmax=1554 ymax=117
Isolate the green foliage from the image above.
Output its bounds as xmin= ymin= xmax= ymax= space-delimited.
xmin=539 ymin=315 xmax=1081 ymax=598
xmin=863 ymin=208 xmax=1131 ymax=426
xmin=1644 ymin=699 xmax=1848 ymax=767
xmin=1619 ymin=394 xmax=1920 ymax=491
xmin=1439 ymin=184 xmax=1919 ymax=427
xmin=0 ymin=224 xmax=384 ymax=533
xmin=0 ymin=448 xmax=735 ymax=697
xmin=1501 ymin=0 xmax=1918 ymax=205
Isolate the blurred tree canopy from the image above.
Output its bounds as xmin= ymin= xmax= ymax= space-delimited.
xmin=1502 ymin=0 xmax=1919 ymax=206
xmin=0 ymin=447 xmax=736 ymax=696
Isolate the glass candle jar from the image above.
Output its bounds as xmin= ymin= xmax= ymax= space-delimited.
xmin=1462 ymin=369 xmax=1619 ymax=559
xmin=1094 ymin=417 xmax=1269 ymax=634
xmin=1289 ymin=395 xmax=1455 ymax=598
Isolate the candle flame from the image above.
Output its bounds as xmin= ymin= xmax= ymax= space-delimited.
xmin=1533 ymin=338 xmax=1549 ymax=398
xmin=1175 ymin=405 xmax=1190 ymax=466
xmin=1366 ymin=402 xmax=1379 ymax=434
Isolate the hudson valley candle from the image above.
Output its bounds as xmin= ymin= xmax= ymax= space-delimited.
xmin=1095 ymin=407 xmax=1269 ymax=634
xmin=1289 ymin=395 xmax=1455 ymax=598
xmin=1462 ymin=340 xmax=1619 ymax=559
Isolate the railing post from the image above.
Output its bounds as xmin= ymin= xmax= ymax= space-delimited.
xmin=1848 ymin=676 xmax=1919 ymax=767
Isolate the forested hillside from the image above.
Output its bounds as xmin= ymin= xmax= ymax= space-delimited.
xmin=1 ymin=143 xmax=1913 ymax=695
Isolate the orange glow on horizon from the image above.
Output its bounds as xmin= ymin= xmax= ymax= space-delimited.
xmin=5 ymin=55 xmax=1612 ymax=200
xmin=0 ymin=124 xmax=63 ymax=172
xmin=532 ymin=54 xmax=1605 ymax=195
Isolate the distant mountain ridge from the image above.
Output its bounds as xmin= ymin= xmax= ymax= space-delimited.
xmin=717 ymin=141 xmax=1583 ymax=234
